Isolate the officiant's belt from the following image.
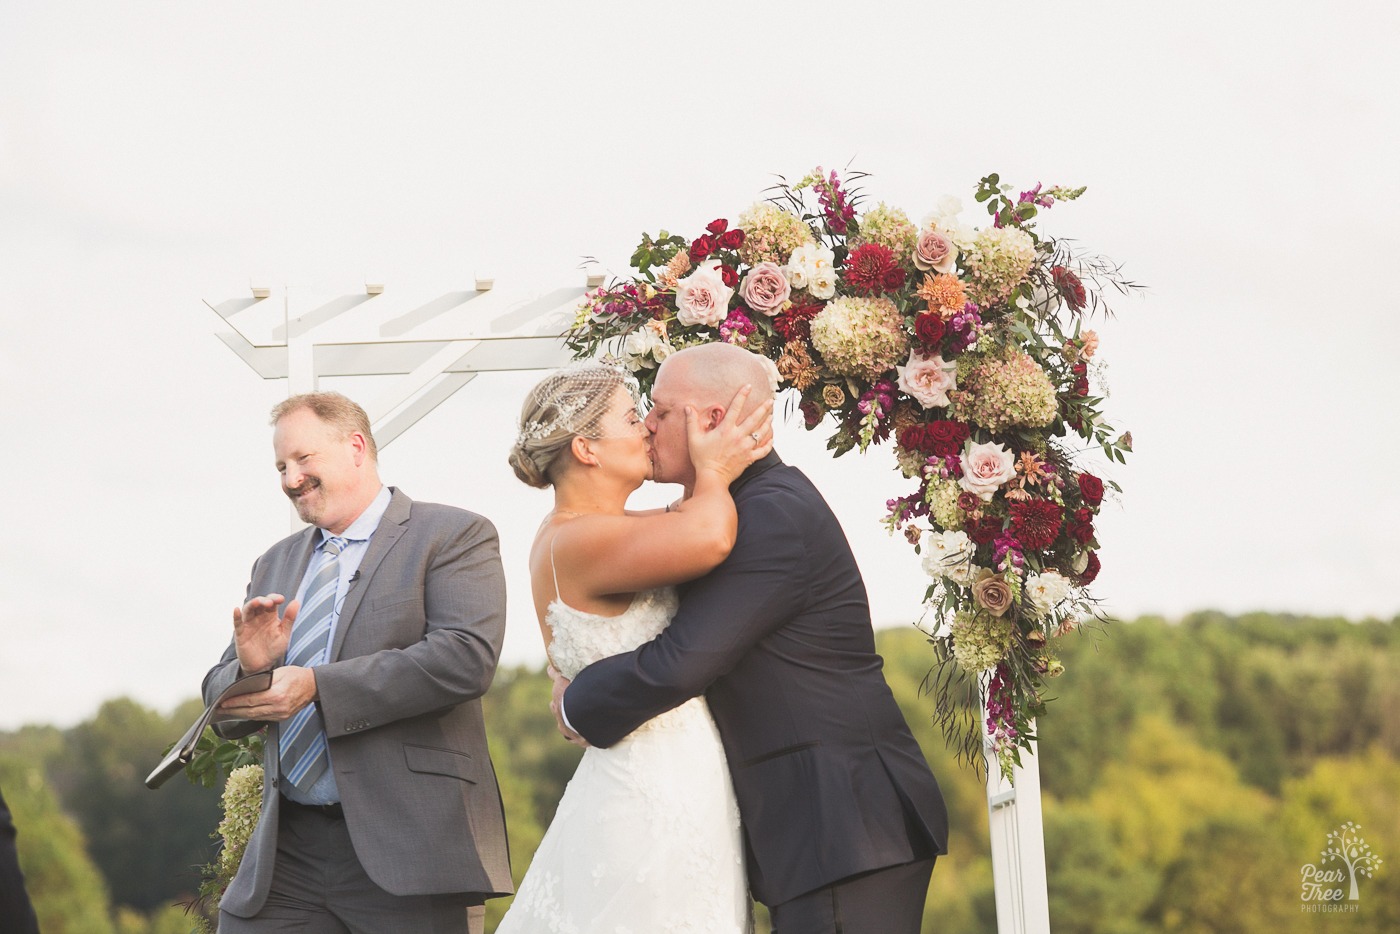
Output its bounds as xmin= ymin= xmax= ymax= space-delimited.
xmin=281 ymin=797 xmax=345 ymax=819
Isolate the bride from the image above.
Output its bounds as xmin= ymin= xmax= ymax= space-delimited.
xmin=499 ymin=361 xmax=772 ymax=932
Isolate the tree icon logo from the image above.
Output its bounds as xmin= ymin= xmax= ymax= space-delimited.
xmin=1301 ymin=821 xmax=1383 ymax=906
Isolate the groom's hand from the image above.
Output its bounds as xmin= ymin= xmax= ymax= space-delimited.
xmin=547 ymin=665 xmax=589 ymax=748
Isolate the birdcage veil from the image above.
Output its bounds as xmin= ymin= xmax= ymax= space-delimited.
xmin=508 ymin=361 xmax=644 ymax=489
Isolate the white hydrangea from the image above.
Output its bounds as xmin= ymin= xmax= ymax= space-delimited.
xmin=922 ymin=529 xmax=978 ymax=585
xmin=1025 ymin=570 xmax=1071 ymax=616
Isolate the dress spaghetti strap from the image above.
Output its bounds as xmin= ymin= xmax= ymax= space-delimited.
xmin=550 ymin=533 xmax=563 ymax=604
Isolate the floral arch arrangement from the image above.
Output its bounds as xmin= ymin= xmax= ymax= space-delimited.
xmin=566 ymin=168 xmax=1137 ymax=780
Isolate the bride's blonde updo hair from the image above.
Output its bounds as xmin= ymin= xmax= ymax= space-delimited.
xmin=509 ymin=362 xmax=638 ymax=489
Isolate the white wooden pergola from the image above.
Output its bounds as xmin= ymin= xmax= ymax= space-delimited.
xmin=203 ymin=278 xmax=1051 ymax=932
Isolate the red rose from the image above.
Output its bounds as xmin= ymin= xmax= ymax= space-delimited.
xmin=1077 ymin=551 xmax=1101 ymax=584
xmin=1069 ymin=507 xmax=1095 ymax=544
xmin=883 ymin=267 xmax=907 ymax=291
xmin=1074 ymin=376 xmax=1090 ymax=397
xmin=914 ymin=313 xmax=945 ymax=350
xmin=719 ymin=228 xmax=745 ymax=250
xmin=926 ymin=419 xmax=970 ymax=457
xmin=706 ymin=218 xmax=729 ymax=235
xmin=719 ymin=265 xmax=739 ymax=288
xmin=957 ymin=491 xmax=981 ymax=513
xmin=689 ymin=235 xmax=716 ymax=263
xmin=1053 ymin=266 xmax=1086 ymax=311
xmin=800 ymin=400 xmax=822 ymax=428
xmin=1009 ymin=500 xmax=1064 ymax=550
xmin=1077 ymin=472 xmax=1104 ymax=506
xmin=967 ymin=515 xmax=1004 ymax=545
xmin=897 ymin=424 xmax=930 ymax=454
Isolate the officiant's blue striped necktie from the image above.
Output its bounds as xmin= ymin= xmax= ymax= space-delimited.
xmin=279 ymin=536 xmax=345 ymax=794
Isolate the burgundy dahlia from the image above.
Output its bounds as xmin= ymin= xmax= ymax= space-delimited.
xmin=844 ymin=243 xmax=901 ymax=295
xmin=1009 ymin=500 xmax=1064 ymax=550
xmin=772 ymin=300 xmax=823 ymax=342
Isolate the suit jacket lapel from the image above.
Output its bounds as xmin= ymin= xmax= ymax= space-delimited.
xmin=329 ymin=488 xmax=411 ymax=661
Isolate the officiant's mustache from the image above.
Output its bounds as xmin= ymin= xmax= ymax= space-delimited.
xmin=284 ymin=477 xmax=321 ymax=499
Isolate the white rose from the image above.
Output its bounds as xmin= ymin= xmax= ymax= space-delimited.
xmin=621 ymin=327 xmax=669 ymax=371
xmin=674 ymin=263 xmax=733 ymax=327
xmin=922 ymin=530 xmax=978 ymax=585
xmin=808 ymin=269 xmax=838 ymax=300
xmin=957 ymin=440 xmax=1017 ymax=502
xmin=1025 ymin=570 xmax=1071 ymax=616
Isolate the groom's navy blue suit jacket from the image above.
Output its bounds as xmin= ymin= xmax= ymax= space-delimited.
xmin=566 ymin=452 xmax=949 ymax=906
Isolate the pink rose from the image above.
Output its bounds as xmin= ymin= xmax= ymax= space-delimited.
xmin=895 ymin=351 xmax=957 ymax=409
xmin=674 ymin=263 xmax=734 ymax=327
xmin=957 ymin=440 xmax=1016 ymax=501
xmin=738 ymin=261 xmax=792 ymax=316
xmin=914 ymin=228 xmax=957 ymax=274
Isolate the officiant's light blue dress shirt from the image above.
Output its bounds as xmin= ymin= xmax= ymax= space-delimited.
xmin=283 ymin=485 xmax=392 ymax=806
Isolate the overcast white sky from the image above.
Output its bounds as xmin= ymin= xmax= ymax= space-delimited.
xmin=3 ymin=1 xmax=1397 ymax=730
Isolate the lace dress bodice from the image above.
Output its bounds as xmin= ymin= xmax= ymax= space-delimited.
xmin=546 ymin=587 xmax=679 ymax=679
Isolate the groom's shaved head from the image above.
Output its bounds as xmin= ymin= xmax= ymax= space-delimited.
xmin=660 ymin=344 xmax=774 ymax=416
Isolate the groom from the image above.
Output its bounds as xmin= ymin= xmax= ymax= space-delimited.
xmin=559 ymin=343 xmax=948 ymax=932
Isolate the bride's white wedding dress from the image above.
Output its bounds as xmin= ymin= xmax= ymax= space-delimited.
xmin=496 ymin=588 xmax=751 ymax=933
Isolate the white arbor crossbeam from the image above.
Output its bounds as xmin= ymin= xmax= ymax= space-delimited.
xmin=202 ymin=282 xmax=578 ymax=447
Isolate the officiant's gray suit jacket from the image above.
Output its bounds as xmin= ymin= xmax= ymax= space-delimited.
xmin=202 ymin=488 xmax=512 ymax=916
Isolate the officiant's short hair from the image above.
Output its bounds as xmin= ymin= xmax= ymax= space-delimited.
xmin=271 ymin=392 xmax=379 ymax=461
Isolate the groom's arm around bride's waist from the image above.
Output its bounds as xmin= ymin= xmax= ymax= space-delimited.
xmin=565 ymin=481 xmax=813 ymax=747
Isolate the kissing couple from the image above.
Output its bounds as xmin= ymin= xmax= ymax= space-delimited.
xmin=498 ymin=342 xmax=949 ymax=933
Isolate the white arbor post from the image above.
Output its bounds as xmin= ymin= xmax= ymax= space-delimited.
xmin=205 ymin=273 xmax=1051 ymax=930
xmin=984 ymin=722 xmax=1052 ymax=933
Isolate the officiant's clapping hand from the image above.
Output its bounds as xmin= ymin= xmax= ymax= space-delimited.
xmin=219 ymin=593 xmax=319 ymax=721
xmin=232 ymin=593 xmax=300 ymax=674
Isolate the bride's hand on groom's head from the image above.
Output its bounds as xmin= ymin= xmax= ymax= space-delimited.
xmin=685 ymin=385 xmax=775 ymax=482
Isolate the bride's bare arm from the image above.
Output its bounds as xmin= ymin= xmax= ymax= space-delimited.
xmin=554 ymin=388 xmax=773 ymax=599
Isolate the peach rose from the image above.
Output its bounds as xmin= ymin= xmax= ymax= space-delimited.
xmin=675 ymin=263 xmax=734 ymax=327
xmin=914 ymin=228 xmax=958 ymax=274
xmin=896 ymin=351 xmax=957 ymax=409
xmin=958 ymin=440 xmax=1016 ymax=501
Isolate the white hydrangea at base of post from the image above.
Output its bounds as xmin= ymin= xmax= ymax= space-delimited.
xmin=984 ymin=702 xmax=1052 ymax=934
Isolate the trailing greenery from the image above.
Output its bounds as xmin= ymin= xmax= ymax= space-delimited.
xmin=3 ymin=611 xmax=1397 ymax=932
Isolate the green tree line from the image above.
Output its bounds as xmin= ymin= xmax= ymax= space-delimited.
xmin=3 ymin=611 xmax=1397 ymax=932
